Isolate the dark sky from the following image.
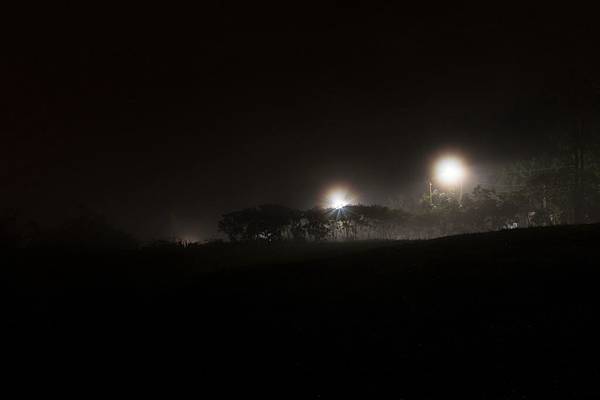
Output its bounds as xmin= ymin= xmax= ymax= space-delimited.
xmin=2 ymin=4 xmax=599 ymax=239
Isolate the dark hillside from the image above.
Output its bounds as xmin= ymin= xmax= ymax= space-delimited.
xmin=6 ymin=225 xmax=600 ymax=398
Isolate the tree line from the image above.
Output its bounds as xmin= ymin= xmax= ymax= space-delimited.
xmin=219 ymin=152 xmax=600 ymax=242
xmin=2 ymin=134 xmax=599 ymax=247
xmin=218 ymin=122 xmax=600 ymax=242
xmin=217 ymin=187 xmax=532 ymax=243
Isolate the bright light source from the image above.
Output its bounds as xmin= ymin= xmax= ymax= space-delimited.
xmin=435 ymin=157 xmax=465 ymax=185
xmin=328 ymin=190 xmax=351 ymax=209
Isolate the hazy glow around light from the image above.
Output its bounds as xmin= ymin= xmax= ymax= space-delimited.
xmin=328 ymin=190 xmax=351 ymax=209
xmin=435 ymin=157 xmax=465 ymax=185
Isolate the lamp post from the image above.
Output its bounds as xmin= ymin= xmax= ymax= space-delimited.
xmin=429 ymin=181 xmax=433 ymax=206
xmin=433 ymin=156 xmax=466 ymax=205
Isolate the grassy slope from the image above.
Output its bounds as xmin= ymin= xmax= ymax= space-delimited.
xmin=6 ymin=225 xmax=600 ymax=398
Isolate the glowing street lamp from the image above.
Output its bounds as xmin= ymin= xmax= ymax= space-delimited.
xmin=435 ymin=157 xmax=465 ymax=186
xmin=430 ymin=156 xmax=467 ymax=205
xmin=328 ymin=189 xmax=352 ymax=209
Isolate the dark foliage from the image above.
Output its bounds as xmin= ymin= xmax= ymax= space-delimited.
xmin=217 ymin=183 xmax=597 ymax=243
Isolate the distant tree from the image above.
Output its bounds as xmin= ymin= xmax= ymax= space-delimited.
xmin=288 ymin=209 xmax=306 ymax=241
xmin=304 ymin=207 xmax=330 ymax=241
xmin=459 ymin=186 xmax=505 ymax=231
xmin=218 ymin=210 xmax=249 ymax=242
xmin=219 ymin=205 xmax=297 ymax=242
xmin=496 ymin=137 xmax=600 ymax=225
xmin=253 ymin=204 xmax=296 ymax=242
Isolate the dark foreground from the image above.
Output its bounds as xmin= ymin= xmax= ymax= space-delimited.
xmin=5 ymin=225 xmax=600 ymax=398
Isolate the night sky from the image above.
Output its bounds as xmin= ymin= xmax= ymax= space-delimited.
xmin=2 ymin=4 xmax=599 ymax=239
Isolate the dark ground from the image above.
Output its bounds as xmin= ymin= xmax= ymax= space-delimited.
xmin=5 ymin=225 xmax=600 ymax=398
